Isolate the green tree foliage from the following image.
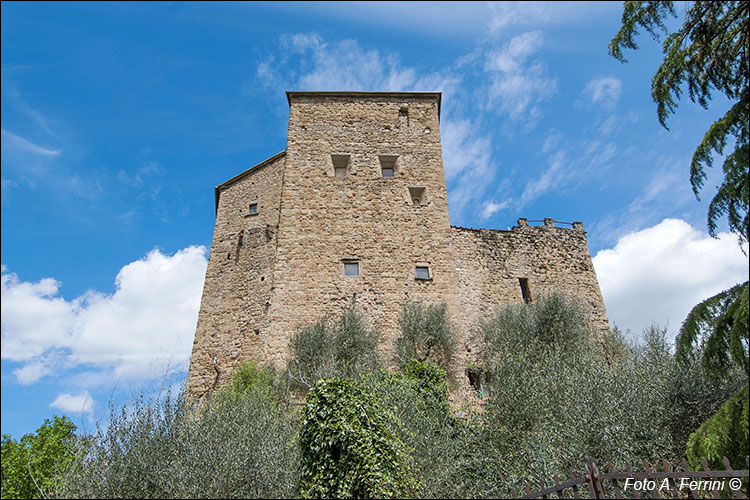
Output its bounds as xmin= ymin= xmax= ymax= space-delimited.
xmin=1 ymin=416 xmax=77 ymax=499
xmin=298 ymin=378 xmax=415 ymax=499
xmin=473 ymin=295 xmax=744 ymax=496
xmin=480 ymin=291 xmax=592 ymax=364
xmin=401 ymin=359 xmax=450 ymax=413
xmin=396 ymin=301 xmax=457 ymax=370
xmin=360 ymin=366 xmax=481 ymax=499
xmin=686 ymin=384 xmax=749 ymax=470
xmin=288 ymin=301 xmax=380 ymax=390
xmin=225 ymin=358 xmax=291 ymax=403
xmin=610 ymin=1 xmax=749 ymax=246
xmin=61 ymin=383 xmax=300 ymax=499
xmin=677 ymin=281 xmax=749 ymax=380
xmin=45 ymin=300 xmax=750 ymax=499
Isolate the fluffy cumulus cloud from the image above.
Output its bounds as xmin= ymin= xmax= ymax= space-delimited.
xmin=1 ymin=246 xmax=208 ymax=386
xmin=592 ymin=219 xmax=749 ymax=340
xmin=50 ymin=391 xmax=95 ymax=415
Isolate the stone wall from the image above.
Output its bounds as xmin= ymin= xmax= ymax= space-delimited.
xmin=187 ymin=152 xmax=285 ymax=399
xmin=186 ymin=92 xmax=609 ymax=401
xmin=452 ymin=219 xmax=609 ymax=361
xmin=266 ymin=93 xmax=464 ymax=372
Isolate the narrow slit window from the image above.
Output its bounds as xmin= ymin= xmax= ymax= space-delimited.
xmin=379 ymin=155 xmax=397 ymax=177
xmin=398 ymin=107 xmax=408 ymax=126
xmin=519 ymin=278 xmax=532 ymax=303
xmin=248 ymin=203 xmax=258 ymax=215
xmin=332 ymin=154 xmax=350 ymax=177
xmin=344 ymin=261 xmax=359 ymax=277
xmin=415 ymin=266 xmax=430 ymax=280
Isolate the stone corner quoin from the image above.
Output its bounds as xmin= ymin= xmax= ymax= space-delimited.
xmin=186 ymin=91 xmax=609 ymax=400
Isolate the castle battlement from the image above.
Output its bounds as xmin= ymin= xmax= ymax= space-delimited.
xmin=187 ymin=92 xmax=608 ymax=399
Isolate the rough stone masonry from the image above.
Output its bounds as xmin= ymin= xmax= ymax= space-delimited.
xmin=186 ymin=91 xmax=609 ymax=400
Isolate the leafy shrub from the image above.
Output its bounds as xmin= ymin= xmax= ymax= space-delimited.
xmin=1 ymin=416 xmax=77 ymax=499
xmin=48 ymin=297 xmax=749 ymax=499
xmin=288 ymin=302 xmax=380 ymax=390
xmin=298 ymin=378 xmax=415 ymax=499
xmin=401 ymin=359 xmax=450 ymax=413
xmin=474 ymin=294 xmax=745 ymax=496
xmin=480 ymin=291 xmax=592 ymax=364
xmin=361 ymin=367 xmax=482 ymax=499
xmin=396 ymin=300 xmax=456 ymax=369
xmin=229 ymin=359 xmax=276 ymax=393
xmin=61 ymin=384 xmax=300 ymax=499
xmin=686 ymin=384 xmax=749 ymax=470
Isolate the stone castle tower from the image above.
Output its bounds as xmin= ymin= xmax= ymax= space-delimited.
xmin=187 ymin=92 xmax=609 ymax=399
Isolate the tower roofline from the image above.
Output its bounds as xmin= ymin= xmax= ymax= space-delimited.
xmin=214 ymin=150 xmax=286 ymax=213
xmin=286 ymin=91 xmax=442 ymax=119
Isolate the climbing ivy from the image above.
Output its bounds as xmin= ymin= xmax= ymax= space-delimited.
xmin=298 ymin=378 xmax=416 ymax=499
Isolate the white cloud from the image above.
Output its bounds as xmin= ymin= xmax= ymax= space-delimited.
xmin=520 ymin=150 xmax=566 ymax=207
xmin=480 ymin=200 xmax=510 ymax=220
xmin=50 ymin=391 xmax=95 ymax=414
xmin=592 ymin=219 xmax=749 ymax=340
xmin=441 ymin=118 xmax=491 ymax=181
xmin=1 ymin=246 xmax=208 ymax=384
xmin=0 ymin=129 xmax=60 ymax=156
xmin=0 ymin=273 xmax=76 ymax=361
xmin=441 ymin=119 xmax=497 ymax=224
xmin=487 ymin=1 xmax=620 ymax=35
xmin=582 ymin=76 xmax=622 ymax=110
xmin=12 ymin=360 xmax=54 ymax=385
xmin=484 ymin=31 xmax=556 ymax=127
xmin=260 ymin=34 xmax=416 ymax=91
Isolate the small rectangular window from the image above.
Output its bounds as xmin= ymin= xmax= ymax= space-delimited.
xmin=519 ymin=278 xmax=532 ymax=303
xmin=332 ymin=154 xmax=350 ymax=177
xmin=379 ymin=155 xmax=397 ymax=178
xmin=249 ymin=203 xmax=258 ymax=215
xmin=344 ymin=262 xmax=359 ymax=276
xmin=415 ymin=266 xmax=430 ymax=280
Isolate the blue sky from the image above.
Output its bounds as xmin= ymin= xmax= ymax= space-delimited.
xmin=2 ymin=1 xmax=747 ymax=439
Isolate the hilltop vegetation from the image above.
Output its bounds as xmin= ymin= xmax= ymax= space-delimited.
xmin=2 ymin=294 xmax=746 ymax=499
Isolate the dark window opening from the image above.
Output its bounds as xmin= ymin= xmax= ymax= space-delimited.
xmin=398 ymin=107 xmax=409 ymax=126
xmin=415 ymin=266 xmax=430 ymax=280
xmin=344 ymin=261 xmax=359 ymax=277
xmin=408 ymin=186 xmax=425 ymax=206
xmin=332 ymin=154 xmax=350 ymax=177
xmin=379 ymin=155 xmax=397 ymax=178
xmin=467 ymin=367 xmax=485 ymax=398
xmin=519 ymin=278 xmax=532 ymax=303
xmin=249 ymin=203 xmax=258 ymax=215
